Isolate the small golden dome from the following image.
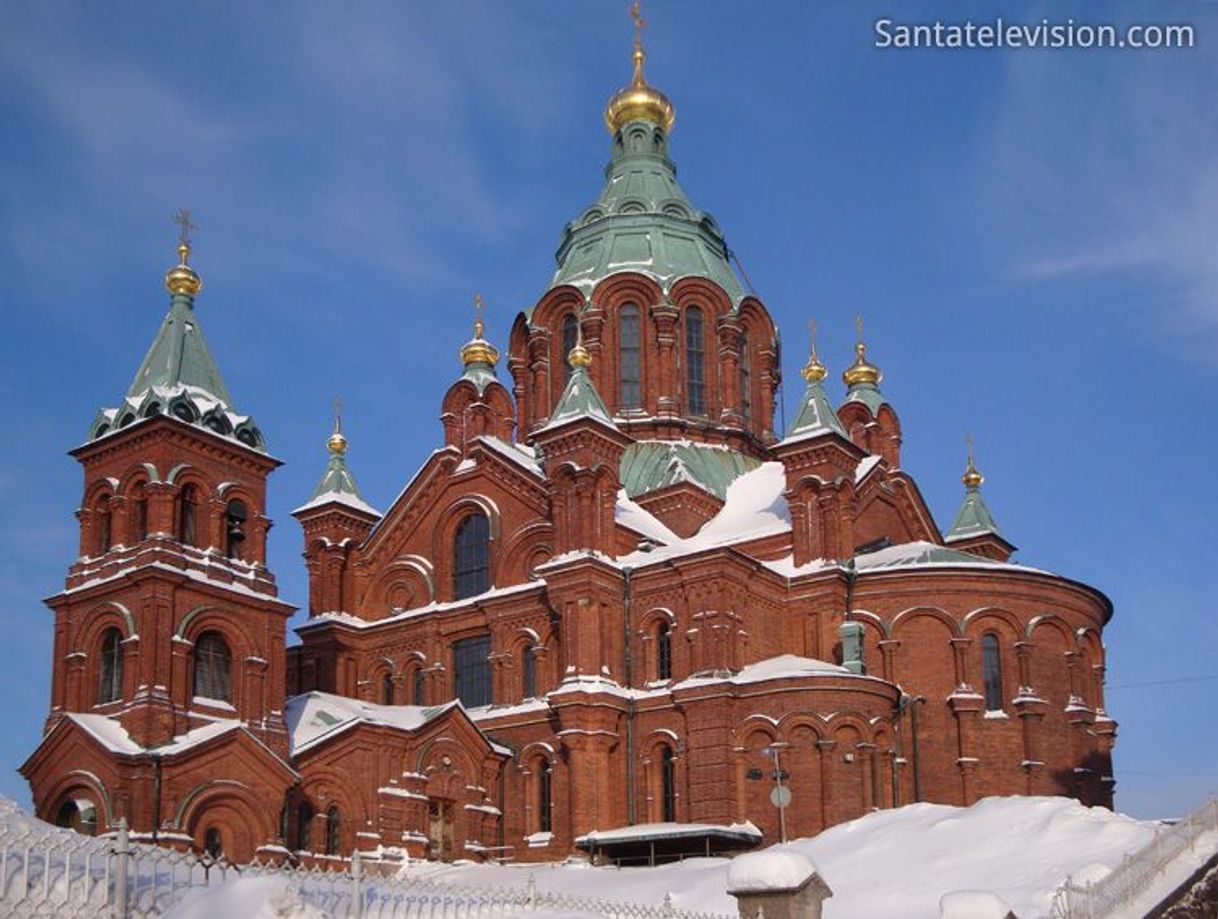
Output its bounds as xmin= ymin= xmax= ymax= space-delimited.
xmin=459 ymin=314 xmax=500 ymax=367
xmin=568 ymin=337 xmax=592 ymax=368
xmin=165 ymin=243 xmax=202 ymax=297
xmin=842 ymin=341 xmax=882 ymax=387
xmin=604 ymin=6 xmax=675 ymax=135
xmin=962 ymin=436 xmax=983 ymax=488
xmin=802 ymin=353 xmax=827 ymax=383
xmin=328 ymin=430 xmax=348 ymax=455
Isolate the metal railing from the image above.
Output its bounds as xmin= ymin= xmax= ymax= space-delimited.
xmin=1050 ymin=797 xmax=1218 ymax=919
xmin=0 ymin=805 xmax=733 ymax=919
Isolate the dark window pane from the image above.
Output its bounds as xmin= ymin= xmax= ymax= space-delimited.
xmin=325 ymin=806 xmax=341 ymax=856
xmin=619 ymin=303 xmax=641 ymax=410
xmin=739 ymin=330 xmax=751 ymax=424
xmin=178 ymin=485 xmax=197 ymax=546
xmin=194 ymin=631 xmax=232 ymax=702
xmin=204 ymin=827 xmax=223 ymax=860
xmin=453 ymin=513 xmax=490 ymax=600
xmin=686 ymin=307 xmax=705 ymax=416
xmin=454 ymin=635 xmax=492 ymax=708
xmin=413 ymin=667 xmax=426 ymax=705
xmin=657 ymin=621 xmax=672 ymax=681
xmin=561 ymin=313 xmax=579 ymax=385
xmin=661 ymin=746 xmax=676 ymax=822
xmin=297 ymin=803 xmax=313 ymax=851
xmin=522 ymin=646 xmax=536 ymax=699
xmin=98 ymin=628 xmax=123 ymax=704
xmin=538 ymin=760 xmax=552 ymax=833
xmin=982 ymin=634 xmax=1003 ymax=711
xmin=381 ymin=672 xmax=395 ymax=705
xmin=225 ymin=500 xmax=247 ymax=560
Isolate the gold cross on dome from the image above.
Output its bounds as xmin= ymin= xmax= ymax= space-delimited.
xmin=807 ymin=318 xmax=819 ymax=359
xmin=333 ymin=396 xmax=344 ymax=435
xmin=630 ymin=2 xmax=646 ymax=46
xmin=171 ymin=208 xmax=197 ymax=247
xmin=966 ymin=432 xmax=975 ymax=466
xmin=855 ymin=314 xmax=865 ymax=343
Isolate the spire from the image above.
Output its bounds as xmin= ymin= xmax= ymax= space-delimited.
xmin=946 ymin=436 xmax=1002 ymax=542
xmin=842 ymin=315 xmax=885 ymax=415
xmin=459 ymin=292 xmax=500 ymax=380
xmin=785 ymin=320 xmax=846 ymax=440
xmin=541 ymin=323 xmax=615 ymax=431
xmin=88 ymin=215 xmax=265 ymax=452
xmin=296 ymin=400 xmax=380 ymax=518
xmin=604 ymin=2 xmax=675 ymax=135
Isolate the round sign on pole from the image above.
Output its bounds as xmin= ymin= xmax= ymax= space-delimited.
xmin=770 ymin=786 xmax=792 ymax=808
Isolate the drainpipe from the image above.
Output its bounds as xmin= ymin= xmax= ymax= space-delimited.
xmin=622 ymin=566 xmax=636 ymax=826
xmin=910 ymin=695 xmax=926 ymax=803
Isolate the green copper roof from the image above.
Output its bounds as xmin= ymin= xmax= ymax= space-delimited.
xmin=126 ymin=292 xmax=232 ymax=403
xmin=295 ymin=443 xmax=380 ymax=518
xmin=87 ymin=289 xmax=265 ymax=452
xmin=461 ymin=361 xmax=499 ymax=396
xmin=946 ymin=484 xmax=1003 ymax=542
xmin=785 ymin=377 xmax=847 ymax=441
xmin=540 ymin=364 xmax=616 ymax=433
xmin=620 ymin=440 xmax=760 ymax=500
xmin=548 ymin=119 xmax=744 ymax=305
xmin=843 ymin=380 xmax=886 ymax=416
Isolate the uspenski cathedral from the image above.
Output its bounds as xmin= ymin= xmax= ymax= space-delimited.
xmin=22 ymin=17 xmax=1116 ymax=867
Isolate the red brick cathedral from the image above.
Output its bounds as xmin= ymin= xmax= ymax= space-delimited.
xmin=23 ymin=27 xmax=1116 ymax=867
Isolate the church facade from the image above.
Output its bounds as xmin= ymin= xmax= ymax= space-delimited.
xmin=22 ymin=30 xmax=1116 ymax=867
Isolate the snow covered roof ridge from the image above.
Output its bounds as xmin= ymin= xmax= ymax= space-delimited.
xmin=294 ymin=431 xmax=381 ymax=518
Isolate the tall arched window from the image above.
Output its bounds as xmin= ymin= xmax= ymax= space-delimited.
xmin=203 ymin=827 xmax=223 ymax=860
xmin=685 ymin=306 xmax=706 ymax=416
xmin=619 ymin=303 xmax=642 ymax=410
xmin=193 ymin=631 xmax=232 ymax=702
xmin=97 ymin=628 xmax=124 ymax=704
xmin=177 ymin=484 xmax=198 ymax=547
xmin=981 ymin=633 xmax=1003 ymax=712
xmin=453 ymin=512 xmax=490 ymax=600
xmin=522 ymin=645 xmax=536 ymax=699
xmin=95 ymin=496 xmax=113 ymax=555
xmin=412 ymin=667 xmax=426 ymax=705
xmin=381 ymin=671 xmax=395 ymax=705
xmin=661 ymin=746 xmax=677 ymax=822
xmin=656 ymin=621 xmax=672 ymax=681
xmin=561 ymin=313 xmax=579 ymax=384
xmin=224 ymin=499 xmax=247 ymax=560
xmin=325 ymin=806 xmax=341 ymax=856
xmin=537 ymin=759 xmax=552 ymax=833
xmin=133 ymin=483 xmax=149 ymax=542
xmin=739 ymin=330 xmax=751 ymax=425
xmin=296 ymin=802 xmax=313 ymax=851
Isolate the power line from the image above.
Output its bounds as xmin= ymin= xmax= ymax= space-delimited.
xmin=1107 ymin=674 xmax=1218 ymax=690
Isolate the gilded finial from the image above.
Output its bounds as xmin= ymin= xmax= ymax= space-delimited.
xmin=460 ymin=291 xmax=500 ymax=367
xmin=164 ymin=209 xmax=203 ymax=296
xmin=842 ymin=314 xmax=882 ymax=387
xmin=328 ymin=397 xmax=348 ymax=455
xmin=962 ymin=433 xmax=984 ymax=489
xmin=604 ymin=1 xmax=675 ymax=134
xmin=801 ymin=318 xmax=827 ymax=382
xmin=568 ymin=321 xmax=592 ymax=368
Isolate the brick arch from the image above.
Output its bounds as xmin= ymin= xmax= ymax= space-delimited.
xmin=76 ymin=602 xmax=138 ymax=708
xmin=778 ymin=712 xmax=827 ymax=744
xmin=962 ymin=606 xmax=1024 ymax=639
xmin=432 ymin=496 xmax=500 ymax=602
xmin=891 ymin=605 xmax=963 ymax=639
xmin=416 ymin=736 xmax=479 ymax=801
xmin=175 ymin=607 xmax=259 ymax=711
xmin=849 ymin=609 xmax=890 ymax=640
xmin=41 ymin=769 xmax=114 ymax=830
xmin=174 ymin=779 xmax=276 ymax=862
xmin=590 ymin=273 xmax=663 ymax=414
xmin=499 ymin=521 xmax=555 ymax=583
xmin=639 ymin=607 xmax=677 ymax=682
xmin=116 ymin=462 xmax=158 ymax=495
xmin=83 ymin=475 xmax=119 ymax=507
xmin=528 ymin=284 xmax=587 ymax=336
xmin=365 ymin=557 xmax=436 ymax=614
xmin=641 ymin=730 xmax=682 ymax=823
xmin=301 ymin=765 xmax=370 ymax=846
xmin=1026 ymin=613 xmax=1078 ymax=649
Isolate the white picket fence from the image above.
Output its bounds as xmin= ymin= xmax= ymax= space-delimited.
xmin=1050 ymin=796 xmax=1218 ymax=918
xmin=0 ymin=808 xmax=733 ymax=919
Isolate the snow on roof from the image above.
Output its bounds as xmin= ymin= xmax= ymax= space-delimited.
xmin=726 ymin=850 xmax=822 ymax=894
xmin=66 ymin=713 xmax=245 ymax=757
xmin=292 ymin=489 xmax=382 ymax=518
xmin=671 ymin=655 xmax=849 ymax=691
xmin=297 ymin=580 xmax=546 ymax=632
xmin=855 ymin=455 xmax=882 ymax=483
xmin=473 ymin=436 xmax=543 ymax=477
xmin=285 ymin=691 xmax=459 ymax=754
xmin=619 ymin=462 xmax=791 ymax=567
xmin=576 ymin=821 xmax=762 ymax=847
xmin=853 ymin=540 xmax=1046 ymax=574
xmin=615 ymin=490 xmax=679 ymax=545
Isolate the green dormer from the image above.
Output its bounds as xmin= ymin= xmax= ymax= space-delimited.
xmin=946 ymin=451 xmax=1003 ymax=543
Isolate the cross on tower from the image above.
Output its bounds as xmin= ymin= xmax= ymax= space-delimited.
xmin=630 ymin=1 xmax=646 ymax=43
xmin=855 ymin=314 xmax=865 ymax=343
xmin=171 ymin=209 xmax=197 ymax=248
xmin=807 ymin=318 xmax=819 ymax=359
xmin=333 ymin=396 xmax=344 ymax=435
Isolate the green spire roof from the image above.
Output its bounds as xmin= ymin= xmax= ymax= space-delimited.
xmin=539 ymin=362 xmax=616 ymax=434
xmin=620 ymin=440 xmax=759 ymax=500
xmin=785 ymin=373 xmax=847 ymax=442
xmin=547 ymin=119 xmax=744 ymax=305
xmin=294 ymin=432 xmax=380 ymax=518
xmin=946 ymin=480 xmax=1003 ymax=542
xmin=88 ymin=269 xmax=265 ymax=452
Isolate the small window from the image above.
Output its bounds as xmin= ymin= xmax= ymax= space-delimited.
xmin=739 ymin=330 xmax=751 ymax=424
xmin=522 ymin=645 xmax=537 ymax=699
xmin=133 ymin=483 xmax=149 ymax=542
xmin=619 ymin=303 xmax=642 ymax=410
xmin=661 ymin=746 xmax=677 ymax=822
xmin=177 ymin=484 xmax=198 ymax=547
xmin=686 ymin=306 xmax=706 ymax=416
xmin=296 ymin=802 xmax=313 ymax=851
xmin=55 ymin=799 xmax=97 ymax=836
xmin=412 ymin=667 xmax=426 ymax=705
xmin=203 ymin=827 xmax=223 ymax=860
xmin=561 ymin=313 xmax=579 ymax=384
xmin=453 ymin=513 xmax=490 ymax=600
xmin=193 ymin=631 xmax=232 ymax=702
xmin=95 ymin=498 xmax=113 ymax=555
xmin=381 ymin=671 xmax=395 ymax=705
xmin=224 ymin=499 xmax=247 ymax=560
xmin=325 ymin=806 xmax=341 ymax=856
xmin=537 ymin=760 xmax=552 ymax=834
xmin=982 ymin=633 xmax=1003 ymax=712
xmin=657 ymin=621 xmax=673 ymax=681
xmin=97 ymin=628 xmax=124 ymax=704
xmin=454 ymin=635 xmax=492 ymax=708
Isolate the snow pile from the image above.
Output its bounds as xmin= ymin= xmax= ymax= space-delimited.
xmin=164 ymin=876 xmax=325 ymax=919
xmin=939 ymin=890 xmax=1015 ymax=918
xmin=726 ymin=850 xmax=820 ymax=893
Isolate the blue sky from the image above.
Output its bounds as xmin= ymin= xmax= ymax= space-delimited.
xmin=1 ymin=1 xmax=1215 ymax=819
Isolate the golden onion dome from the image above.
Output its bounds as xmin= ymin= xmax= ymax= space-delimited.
xmin=327 ymin=430 xmax=348 ymax=455
xmin=962 ymin=437 xmax=984 ymax=488
xmin=459 ymin=315 xmax=500 ymax=367
xmin=801 ymin=351 xmax=827 ymax=383
xmin=842 ymin=341 xmax=882 ymax=387
xmin=604 ymin=17 xmax=675 ymax=136
xmin=164 ymin=243 xmax=202 ymax=297
xmin=568 ymin=336 xmax=592 ymax=369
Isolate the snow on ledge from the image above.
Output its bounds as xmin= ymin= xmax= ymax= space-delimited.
xmin=726 ymin=849 xmax=822 ymax=894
